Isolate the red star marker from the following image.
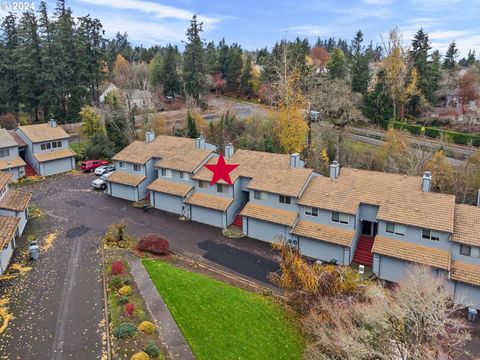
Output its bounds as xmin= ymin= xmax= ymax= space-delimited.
xmin=205 ymin=153 xmax=239 ymax=186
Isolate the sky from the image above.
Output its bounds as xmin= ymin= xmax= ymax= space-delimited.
xmin=3 ymin=0 xmax=480 ymax=57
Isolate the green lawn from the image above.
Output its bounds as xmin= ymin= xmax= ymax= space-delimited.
xmin=143 ymin=260 xmax=304 ymax=360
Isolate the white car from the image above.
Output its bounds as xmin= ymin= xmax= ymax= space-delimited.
xmin=94 ymin=165 xmax=115 ymax=176
xmin=92 ymin=172 xmax=114 ymax=190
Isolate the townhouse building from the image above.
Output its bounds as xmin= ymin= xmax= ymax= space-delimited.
xmin=108 ymin=135 xmax=480 ymax=308
xmin=15 ymin=120 xmax=76 ymax=177
xmin=0 ymin=128 xmax=26 ymax=180
xmin=0 ymin=172 xmax=32 ymax=274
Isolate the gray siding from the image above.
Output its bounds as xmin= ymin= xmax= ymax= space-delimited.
xmin=244 ymin=218 xmax=289 ymax=243
xmin=249 ymin=189 xmax=299 ymax=211
xmin=2 ymin=166 xmax=25 ymax=181
xmin=157 ymin=168 xmax=194 ymax=186
xmin=151 ymin=192 xmax=183 ymax=215
xmin=226 ymin=179 xmax=249 ymax=226
xmin=298 ymin=236 xmax=349 ymax=265
xmin=454 ymin=282 xmax=480 ymax=308
xmin=190 ymin=205 xmax=224 ymax=228
xmin=0 ymin=209 xmax=27 ymax=235
xmin=0 ymin=236 xmax=14 ymax=274
xmin=374 ymin=254 xmax=447 ymax=283
xmin=0 ymin=145 xmax=19 ymax=158
xmin=299 ymin=207 xmax=355 ymax=230
xmin=451 ymin=243 xmax=480 ymax=265
xmin=194 ymin=179 xmax=233 ymax=198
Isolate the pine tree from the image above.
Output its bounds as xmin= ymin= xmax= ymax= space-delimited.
xmin=327 ymin=48 xmax=347 ymax=80
xmin=350 ymin=30 xmax=371 ymax=95
xmin=204 ymin=41 xmax=217 ymax=75
xmin=159 ymin=44 xmax=181 ymax=97
xmin=225 ymin=43 xmax=243 ymax=89
xmin=182 ymin=15 xmax=205 ymax=102
xmin=186 ymin=111 xmax=199 ymax=138
xmin=443 ymin=41 xmax=459 ymax=71
xmin=240 ymin=54 xmax=254 ymax=95
xmin=0 ymin=13 xmax=19 ymax=113
xmin=410 ymin=28 xmax=432 ymax=102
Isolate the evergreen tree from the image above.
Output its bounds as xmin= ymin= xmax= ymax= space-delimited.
xmin=182 ymin=15 xmax=205 ymax=102
xmin=427 ymin=50 xmax=442 ymax=104
xmin=410 ymin=28 xmax=432 ymax=101
xmin=159 ymin=44 xmax=181 ymax=97
xmin=240 ymin=54 xmax=253 ymax=95
xmin=225 ymin=43 xmax=243 ymax=89
xmin=256 ymin=47 xmax=269 ymax=66
xmin=15 ymin=11 xmax=42 ymax=121
xmin=0 ymin=13 xmax=19 ymax=113
xmin=204 ymin=41 xmax=217 ymax=75
xmin=327 ymin=48 xmax=347 ymax=80
xmin=350 ymin=30 xmax=371 ymax=95
xmin=217 ymin=38 xmax=230 ymax=78
xmin=443 ymin=41 xmax=459 ymax=71
xmin=186 ymin=111 xmax=199 ymax=138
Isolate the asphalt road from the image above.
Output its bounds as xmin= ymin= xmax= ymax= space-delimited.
xmin=0 ymin=172 xmax=279 ymax=360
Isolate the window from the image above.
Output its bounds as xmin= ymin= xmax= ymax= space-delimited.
xmin=52 ymin=141 xmax=57 ymax=148
xmin=422 ymin=229 xmax=440 ymax=241
xmin=217 ymin=183 xmax=227 ymax=193
xmin=305 ymin=206 xmax=318 ymax=217
xmin=41 ymin=143 xmax=46 ymax=150
xmin=279 ymin=195 xmax=291 ymax=204
xmin=180 ymin=172 xmax=184 ymax=179
xmin=161 ymin=168 xmax=171 ymax=178
xmin=46 ymin=142 xmax=51 ymax=149
xmin=254 ymin=190 xmax=267 ymax=200
xmin=331 ymin=212 xmax=349 ymax=224
xmin=0 ymin=149 xmax=9 ymax=158
xmin=57 ymin=140 xmax=62 ymax=147
xmin=460 ymin=245 xmax=472 ymax=256
xmin=118 ymin=161 xmax=125 ymax=168
xmin=199 ymin=180 xmax=208 ymax=188
xmin=133 ymin=164 xmax=141 ymax=172
xmin=386 ymin=222 xmax=406 ymax=236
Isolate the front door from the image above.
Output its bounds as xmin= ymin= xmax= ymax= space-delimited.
xmin=361 ymin=220 xmax=378 ymax=236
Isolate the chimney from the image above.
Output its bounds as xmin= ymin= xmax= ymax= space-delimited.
xmin=195 ymin=135 xmax=206 ymax=150
xmin=224 ymin=143 xmax=234 ymax=159
xmin=477 ymin=189 xmax=480 ymax=208
xmin=329 ymin=161 xmax=340 ymax=179
xmin=422 ymin=171 xmax=432 ymax=192
xmin=48 ymin=118 xmax=57 ymax=128
xmin=145 ymin=131 xmax=155 ymax=143
xmin=290 ymin=153 xmax=300 ymax=168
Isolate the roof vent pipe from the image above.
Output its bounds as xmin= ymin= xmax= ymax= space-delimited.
xmin=145 ymin=131 xmax=155 ymax=143
xmin=224 ymin=143 xmax=234 ymax=159
xmin=329 ymin=161 xmax=340 ymax=179
xmin=290 ymin=153 xmax=300 ymax=168
xmin=195 ymin=135 xmax=205 ymax=150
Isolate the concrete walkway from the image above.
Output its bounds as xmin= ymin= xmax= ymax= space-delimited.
xmin=128 ymin=256 xmax=195 ymax=360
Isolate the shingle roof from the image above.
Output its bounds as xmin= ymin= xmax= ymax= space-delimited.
xmin=17 ymin=123 xmax=70 ymax=143
xmin=185 ymin=192 xmax=233 ymax=212
xmin=147 ymin=179 xmax=193 ymax=197
xmin=451 ymin=204 xmax=480 ymax=247
xmin=292 ymin=220 xmax=355 ymax=247
xmin=0 ymin=172 xmax=12 ymax=190
xmin=0 ymin=189 xmax=32 ymax=211
xmin=0 ymin=129 xmax=17 ymax=148
xmin=0 ymin=216 xmax=19 ymax=249
xmin=240 ymin=202 xmax=298 ymax=227
xmin=33 ymin=148 xmax=76 ymax=163
xmin=247 ymin=167 xmax=313 ymax=197
xmin=8 ymin=130 xmax=26 ymax=147
xmin=112 ymin=136 xmax=200 ymax=164
xmin=372 ymin=236 xmax=451 ymax=270
xmin=0 ymin=157 xmax=26 ymax=170
xmin=299 ymin=168 xmax=456 ymax=233
xmin=107 ymin=171 xmax=146 ymax=187
xmin=155 ymin=148 xmax=212 ymax=173
xmin=451 ymin=261 xmax=480 ymax=286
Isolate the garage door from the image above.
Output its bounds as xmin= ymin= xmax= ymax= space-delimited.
xmin=42 ymin=157 xmax=74 ymax=176
xmin=111 ymin=183 xmax=137 ymax=201
xmin=153 ymin=192 xmax=183 ymax=214
xmin=190 ymin=206 xmax=223 ymax=228
xmin=299 ymin=237 xmax=345 ymax=264
xmin=246 ymin=218 xmax=287 ymax=243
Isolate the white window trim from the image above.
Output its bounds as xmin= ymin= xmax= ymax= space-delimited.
xmin=118 ymin=161 xmax=125 ymax=168
xmin=386 ymin=222 xmax=406 ymax=236
xmin=332 ymin=212 xmax=349 ymax=224
xmin=305 ymin=206 xmax=318 ymax=217
xmin=133 ymin=164 xmax=142 ymax=172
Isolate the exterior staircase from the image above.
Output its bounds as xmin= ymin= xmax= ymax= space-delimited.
xmin=25 ymin=162 xmax=37 ymax=177
xmin=232 ymin=214 xmax=243 ymax=228
xmin=352 ymin=235 xmax=375 ymax=266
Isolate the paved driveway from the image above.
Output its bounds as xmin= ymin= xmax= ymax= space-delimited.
xmin=0 ymin=172 xmax=279 ymax=360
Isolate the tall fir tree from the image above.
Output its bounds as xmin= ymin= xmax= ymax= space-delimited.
xmin=327 ymin=48 xmax=347 ymax=80
xmin=182 ymin=15 xmax=205 ymax=102
xmin=240 ymin=54 xmax=253 ymax=95
xmin=160 ymin=44 xmax=181 ymax=97
xmin=350 ymin=30 xmax=371 ymax=95
xmin=443 ymin=41 xmax=459 ymax=71
xmin=0 ymin=13 xmax=19 ymax=113
xmin=410 ymin=28 xmax=432 ymax=102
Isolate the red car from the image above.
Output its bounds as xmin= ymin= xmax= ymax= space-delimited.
xmin=81 ymin=159 xmax=109 ymax=172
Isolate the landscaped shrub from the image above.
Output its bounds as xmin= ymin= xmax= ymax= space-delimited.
xmin=144 ymin=342 xmax=159 ymax=358
xmin=109 ymin=276 xmax=123 ymax=291
xmin=111 ymin=261 xmax=125 ymax=275
xmin=124 ymin=303 xmax=135 ymax=317
xmin=137 ymin=234 xmax=169 ymax=255
xmin=118 ymin=296 xmax=129 ymax=305
xmin=123 ymin=278 xmax=132 ymax=286
xmin=130 ymin=352 xmax=150 ymax=360
xmin=118 ymin=285 xmax=133 ymax=296
xmin=114 ymin=322 xmax=137 ymax=339
xmin=138 ymin=321 xmax=156 ymax=334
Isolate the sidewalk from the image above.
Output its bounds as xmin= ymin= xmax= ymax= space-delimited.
xmin=128 ymin=255 xmax=195 ymax=360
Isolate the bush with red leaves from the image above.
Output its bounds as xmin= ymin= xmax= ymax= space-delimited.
xmin=0 ymin=113 xmax=17 ymax=130
xmin=137 ymin=234 xmax=169 ymax=255
xmin=111 ymin=261 xmax=125 ymax=275
xmin=124 ymin=303 xmax=135 ymax=317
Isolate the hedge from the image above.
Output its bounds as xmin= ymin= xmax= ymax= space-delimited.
xmin=390 ymin=121 xmax=480 ymax=147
